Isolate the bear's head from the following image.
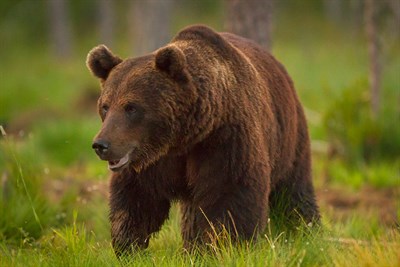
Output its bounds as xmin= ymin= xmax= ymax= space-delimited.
xmin=87 ymin=45 xmax=195 ymax=172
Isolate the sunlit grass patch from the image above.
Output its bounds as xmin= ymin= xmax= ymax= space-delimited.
xmin=326 ymin=159 xmax=400 ymax=189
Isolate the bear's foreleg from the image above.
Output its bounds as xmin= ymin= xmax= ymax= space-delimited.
xmin=181 ymin=184 xmax=268 ymax=250
xmin=109 ymin=171 xmax=170 ymax=256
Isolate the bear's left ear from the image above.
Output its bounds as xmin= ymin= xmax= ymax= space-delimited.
xmin=155 ymin=45 xmax=189 ymax=83
xmin=86 ymin=45 xmax=122 ymax=80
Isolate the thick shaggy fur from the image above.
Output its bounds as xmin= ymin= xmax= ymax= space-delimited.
xmin=87 ymin=25 xmax=320 ymax=255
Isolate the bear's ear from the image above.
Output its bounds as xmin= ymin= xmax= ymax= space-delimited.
xmin=155 ymin=45 xmax=189 ymax=83
xmin=86 ymin=45 xmax=122 ymax=80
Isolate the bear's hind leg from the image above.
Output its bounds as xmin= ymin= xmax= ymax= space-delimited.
xmin=269 ymin=148 xmax=320 ymax=230
xmin=269 ymin=178 xmax=320 ymax=230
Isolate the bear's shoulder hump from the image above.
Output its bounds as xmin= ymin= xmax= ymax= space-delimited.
xmin=173 ymin=25 xmax=233 ymax=55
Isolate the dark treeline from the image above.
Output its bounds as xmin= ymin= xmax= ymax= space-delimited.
xmin=1 ymin=0 xmax=398 ymax=58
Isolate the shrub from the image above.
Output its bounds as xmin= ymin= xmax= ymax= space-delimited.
xmin=323 ymin=79 xmax=400 ymax=164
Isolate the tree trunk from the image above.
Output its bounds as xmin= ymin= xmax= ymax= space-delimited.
xmin=224 ymin=0 xmax=273 ymax=51
xmin=387 ymin=0 xmax=400 ymax=37
xmin=130 ymin=0 xmax=175 ymax=56
xmin=98 ymin=0 xmax=115 ymax=47
xmin=323 ymin=0 xmax=342 ymax=23
xmin=364 ymin=0 xmax=381 ymax=117
xmin=47 ymin=0 xmax=72 ymax=59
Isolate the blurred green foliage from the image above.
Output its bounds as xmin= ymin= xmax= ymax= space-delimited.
xmin=0 ymin=140 xmax=57 ymax=244
xmin=324 ymin=79 xmax=400 ymax=164
xmin=0 ymin=137 xmax=109 ymax=245
xmin=32 ymin=118 xmax=100 ymax=166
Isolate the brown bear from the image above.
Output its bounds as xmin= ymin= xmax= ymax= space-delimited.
xmin=87 ymin=25 xmax=320 ymax=255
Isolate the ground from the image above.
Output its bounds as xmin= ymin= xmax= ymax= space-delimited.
xmin=46 ymin=175 xmax=399 ymax=232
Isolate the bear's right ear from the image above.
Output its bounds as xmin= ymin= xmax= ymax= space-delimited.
xmin=86 ymin=45 xmax=122 ymax=80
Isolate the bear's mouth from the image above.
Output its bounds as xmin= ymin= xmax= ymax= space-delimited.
xmin=108 ymin=153 xmax=130 ymax=172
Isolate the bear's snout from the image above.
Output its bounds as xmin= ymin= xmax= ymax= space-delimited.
xmin=92 ymin=139 xmax=110 ymax=158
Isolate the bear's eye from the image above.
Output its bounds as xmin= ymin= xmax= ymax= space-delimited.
xmin=101 ymin=105 xmax=109 ymax=114
xmin=125 ymin=103 xmax=137 ymax=114
xmin=100 ymin=105 xmax=109 ymax=120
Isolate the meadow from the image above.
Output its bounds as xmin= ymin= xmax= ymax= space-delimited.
xmin=0 ymin=2 xmax=399 ymax=266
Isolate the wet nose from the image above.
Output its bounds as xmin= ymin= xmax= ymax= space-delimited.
xmin=92 ymin=139 xmax=110 ymax=157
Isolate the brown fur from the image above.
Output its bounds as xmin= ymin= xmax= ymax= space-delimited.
xmin=87 ymin=25 xmax=320 ymax=255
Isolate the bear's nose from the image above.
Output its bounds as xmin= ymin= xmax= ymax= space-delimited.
xmin=92 ymin=139 xmax=110 ymax=156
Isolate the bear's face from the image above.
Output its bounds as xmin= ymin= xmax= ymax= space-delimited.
xmin=87 ymin=45 xmax=194 ymax=172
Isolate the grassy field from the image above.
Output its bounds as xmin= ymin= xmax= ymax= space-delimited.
xmin=1 ymin=4 xmax=400 ymax=266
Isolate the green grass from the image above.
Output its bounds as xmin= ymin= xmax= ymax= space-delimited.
xmin=0 ymin=203 xmax=399 ymax=266
xmin=1 ymin=128 xmax=399 ymax=266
